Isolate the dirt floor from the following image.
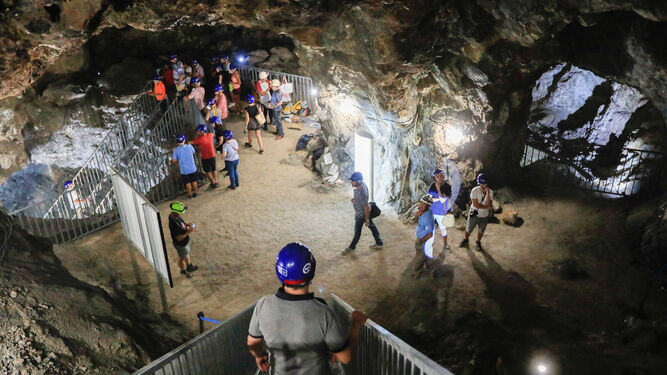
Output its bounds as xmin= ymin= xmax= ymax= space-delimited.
xmin=54 ymin=115 xmax=667 ymax=374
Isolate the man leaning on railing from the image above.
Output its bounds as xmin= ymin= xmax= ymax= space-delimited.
xmin=247 ymin=242 xmax=367 ymax=374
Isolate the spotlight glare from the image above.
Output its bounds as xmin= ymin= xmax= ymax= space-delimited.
xmin=446 ymin=127 xmax=465 ymax=145
xmin=237 ymin=56 xmax=245 ymax=63
xmin=537 ymin=364 xmax=547 ymax=374
xmin=339 ymin=97 xmax=356 ymax=115
xmin=311 ymin=87 xmax=319 ymax=96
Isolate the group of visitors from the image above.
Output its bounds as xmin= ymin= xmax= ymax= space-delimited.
xmin=413 ymin=171 xmax=494 ymax=279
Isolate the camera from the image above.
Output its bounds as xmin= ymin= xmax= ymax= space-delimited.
xmin=470 ymin=209 xmax=478 ymax=218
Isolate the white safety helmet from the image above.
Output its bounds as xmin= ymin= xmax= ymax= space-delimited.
xmin=259 ymin=71 xmax=268 ymax=80
xmin=271 ymin=79 xmax=281 ymax=87
xmin=420 ymin=194 xmax=433 ymax=206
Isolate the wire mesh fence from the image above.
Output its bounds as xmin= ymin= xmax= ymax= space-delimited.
xmin=521 ymin=142 xmax=664 ymax=197
xmin=238 ymin=66 xmax=316 ymax=112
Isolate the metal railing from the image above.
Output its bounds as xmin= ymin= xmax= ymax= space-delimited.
xmin=9 ymin=150 xmax=202 ymax=244
xmin=133 ymin=294 xmax=453 ymax=375
xmin=41 ymin=81 xmax=162 ymax=219
xmin=330 ymin=295 xmax=453 ymax=375
xmin=521 ymin=142 xmax=664 ymax=196
xmin=133 ymin=303 xmax=257 ymax=375
xmin=238 ymin=66 xmax=317 ymax=112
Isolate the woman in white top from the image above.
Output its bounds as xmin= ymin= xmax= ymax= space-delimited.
xmin=221 ymin=130 xmax=240 ymax=189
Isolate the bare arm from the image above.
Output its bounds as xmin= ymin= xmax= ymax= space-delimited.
xmin=332 ymin=311 xmax=367 ymax=364
xmin=420 ymin=232 xmax=433 ymax=243
xmin=247 ymin=336 xmax=270 ymax=372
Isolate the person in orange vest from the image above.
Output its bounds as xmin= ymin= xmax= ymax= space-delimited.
xmin=147 ymin=75 xmax=168 ymax=114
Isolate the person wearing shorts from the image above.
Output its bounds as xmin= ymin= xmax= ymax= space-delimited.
xmin=428 ymin=168 xmax=452 ymax=253
xmin=460 ymin=173 xmax=494 ymax=251
xmin=413 ymin=194 xmax=436 ymax=279
xmin=171 ymin=134 xmax=199 ymax=198
xmin=191 ymin=124 xmax=219 ymax=188
xmin=168 ymin=202 xmax=199 ymax=278
xmin=243 ymin=95 xmax=264 ymax=154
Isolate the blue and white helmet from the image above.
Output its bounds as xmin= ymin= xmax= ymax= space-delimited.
xmin=275 ymin=242 xmax=316 ymax=286
xmin=476 ymin=173 xmax=487 ymax=185
xmin=190 ymin=77 xmax=200 ymax=85
xmin=64 ymin=180 xmax=74 ymax=189
xmin=176 ymin=134 xmax=186 ymax=143
xmin=196 ymin=124 xmax=207 ymax=133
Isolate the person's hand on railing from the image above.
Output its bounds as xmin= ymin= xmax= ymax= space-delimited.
xmin=350 ymin=310 xmax=368 ymax=328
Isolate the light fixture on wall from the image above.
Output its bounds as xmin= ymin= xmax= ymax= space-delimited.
xmin=311 ymin=87 xmax=319 ymax=96
xmin=446 ymin=127 xmax=465 ymax=145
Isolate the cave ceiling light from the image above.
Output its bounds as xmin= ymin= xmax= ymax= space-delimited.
xmin=446 ymin=127 xmax=465 ymax=145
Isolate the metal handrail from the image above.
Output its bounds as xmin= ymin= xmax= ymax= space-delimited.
xmin=238 ymin=66 xmax=317 ymax=113
xmin=133 ymin=294 xmax=453 ymax=375
xmin=330 ymin=294 xmax=453 ymax=375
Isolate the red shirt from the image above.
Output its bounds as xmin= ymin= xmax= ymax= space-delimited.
xmin=163 ymin=68 xmax=175 ymax=87
xmin=191 ymin=133 xmax=216 ymax=160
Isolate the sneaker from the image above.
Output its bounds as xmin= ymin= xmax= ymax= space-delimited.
xmin=212 ymin=183 xmax=219 ymax=188
xmin=259 ymin=149 xmax=264 ymax=154
xmin=369 ymin=243 xmax=384 ymax=250
xmin=475 ymin=241 xmax=484 ymax=252
xmin=443 ymin=245 xmax=452 ymax=254
xmin=341 ymin=247 xmax=355 ymax=256
xmin=192 ymin=192 xmax=198 ymax=198
xmin=459 ymin=239 xmax=469 ymax=247
xmin=180 ymin=270 xmax=193 ymax=278
xmin=186 ymin=264 xmax=199 ymax=272
xmin=275 ymin=135 xmax=284 ymax=140
xmin=244 ymin=142 xmax=252 ymax=148
xmin=227 ymin=185 xmax=236 ymax=190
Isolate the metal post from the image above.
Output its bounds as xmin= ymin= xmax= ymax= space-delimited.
xmin=198 ymin=312 xmax=205 ymax=334
xmin=156 ymin=268 xmax=169 ymax=313
xmin=128 ymin=242 xmax=143 ymax=285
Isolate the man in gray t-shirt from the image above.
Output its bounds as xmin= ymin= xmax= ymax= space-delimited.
xmin=248 ymin=242 xmax=367 ymax=374
xmin=341 ymin=172 xmax=383 ymax=256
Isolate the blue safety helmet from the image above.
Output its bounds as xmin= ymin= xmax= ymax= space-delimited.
xmin=209 ymin=116 xmax=220 ymax=124
xmin=349 ymin=172 xmax=363 ymax=182
xmin=247 ymin=94 xmax=255 ymax=104
xmin=169 ymin=54 xmax=178 ymax=60
xmin=215 ymin=64 xmax=222 ymax=70
xmin=176 ymin=134 xmax=186 ymax=143
xmin=207 ymin=98 xmax=215 ymax=106
xmin=191 ymin=59 xmax=198 ymax=65
xmin=229 ymin=63 xmax=237 ymax=70
xmin=222 ymin=130 xmax=233 ymax=139
xmin=153 ymin=75 xmax=161 ymax=81
xmin=190 ymin=77 xmax=200 ymax=85
xmin=64 ymin=180 xmax=74 ymax=189
xmin=432 ymin=168 xmax=443 ymax=176
xmin=476 ymin=173 xmax=487 ymax=185
xmin=221 ymin=55 xmax=229 ymax=60
xmin=211 ymin=56 xmax=219 ymax=62
xmin=215 ymin=84 xmax=223 ymax=92
xmin=275 ymin=242 xmax=316 ymax=286
xmin=196 ymin=124 xmax=207 ymax=133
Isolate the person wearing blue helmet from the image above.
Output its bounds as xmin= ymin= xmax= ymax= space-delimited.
xmin=171 ymin=134 xmax=199 ymax=198
xmin=342 ymin=172 xmax=383 ymax=255
xmin=170 ymin=54 xmax=186 ymax=97
xmin=460 ymin=173 xmax=494 ymax=251
xmin=64 ymin=180 xmax=89 ymax=219
xmin=185 ymin=76 xmax=206 ymax=129
xmin=191 ymin=59 xmax=204 ymax=81
xmin=221 ymin=129 xmax=240 ymax=189
xmin=428 ymin=168 xmax=453 ymax=254
xmin=191 ymin=124 xmax=219 ymax=189
xmin=247 ymin=242 xmax=368 ymax=374
xmin=243 ymin=94 xmax=264 ymax=154
xmin=413 ymin=194 xmax=436 ymax=279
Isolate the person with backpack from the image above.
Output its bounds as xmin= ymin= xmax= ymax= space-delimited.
xmin=460 ymin=173 xmax=494 ymax=251
xmin=342 ymin=172 xmax=383 ymax=256
xmin=171 ymin=134 xmax=199 ymax=198
xmin=243 ymin=95 xmax=264 ymax=154
xmin=221 ymin=130 xmax=240 ymax=190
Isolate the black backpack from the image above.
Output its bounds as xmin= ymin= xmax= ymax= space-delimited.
xmin=369 ymin=202 xmax=381 ymax=218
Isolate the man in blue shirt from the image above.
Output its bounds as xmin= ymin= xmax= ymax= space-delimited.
xmin=270 ymin=79 xmax=284 ymax=140
xmin=171 ymin=134 xmax=199 ymax=198
xmin=413 ymin=194 xmax=436 ymax=279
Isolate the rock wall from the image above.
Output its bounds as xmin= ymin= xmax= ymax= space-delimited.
xmin=0 ymin=212 xmax=188 ymax=373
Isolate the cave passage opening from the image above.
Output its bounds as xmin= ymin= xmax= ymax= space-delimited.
xmin=521 ymin=62 xmax=665 ymax=197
